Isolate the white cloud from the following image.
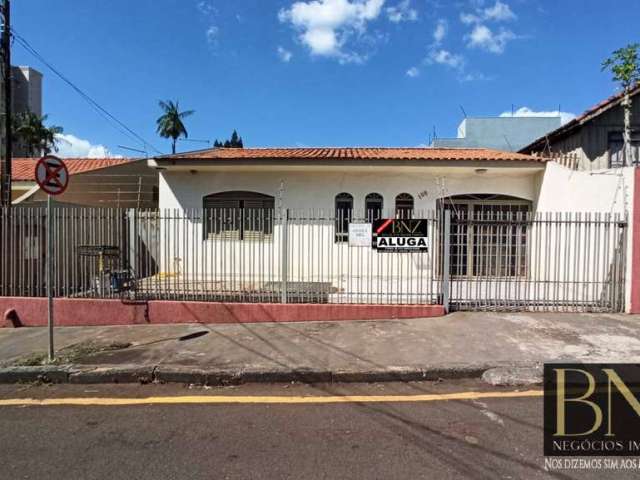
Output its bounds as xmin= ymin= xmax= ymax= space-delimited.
xmin=467 ymin=24 xmax=515 ymax=54
xmin=277 ymin=46 xmax=293 ymax=62
xmin=461 ymin=1 xmax=515 ymax=24
xmin=197 ymin=1 xmax=220 ymax=49
xmin=483 ymin=1 xmax=516 ymax=22
xmin=433 ymin=19 xmax=447 ymax=44
xmin=428 ymin=49 xmax=464 ymax=69
xmin=278 ymin=0 xmax=385 ymax=63
xmin=206 ymin=25 xmax=219 ymax=45
xmin=460 ymin=1 xmax=518 ymax=54
xmin=406 ymin=66 xmax=419 ymax=77
xmin=55 ymin=133 xmax=118 ymax=158
xmin=459 ymin=71 xmax=490 ymax=82
xmin=460 ymin=12 xmax=480 ymax=25
xmin=196 ymin=0 xmax=217 ymax=17
xmin=386 ymin=0 xmax=417 ymax=23
xmin=499 ymin=107 xmax=576 ymax=125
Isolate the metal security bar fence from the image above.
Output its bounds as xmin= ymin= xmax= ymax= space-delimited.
xmin=447 ymin=211 xmax=628 ymax=312
xmin=142 ymin=208 xmax=443 ymax=304
xmin=0 ymin=206 xmax=137 ymax=298
xmin=0 ymin=206 xmax=629 ymax=312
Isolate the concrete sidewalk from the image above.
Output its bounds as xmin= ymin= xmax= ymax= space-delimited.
xmin=0 ymin=312 xmax=639 ymax=385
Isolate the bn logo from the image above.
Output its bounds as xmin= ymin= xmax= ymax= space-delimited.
xmin=372 ymin=219 xmax=429 ymax=252
xmin=544 ymin=364 xmax=640 ymax=456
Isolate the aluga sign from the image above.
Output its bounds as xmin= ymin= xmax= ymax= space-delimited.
xmin=372 ymin=218 xmax=429 ymax=252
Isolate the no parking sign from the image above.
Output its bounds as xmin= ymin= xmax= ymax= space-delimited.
xmin=35 ymin=155 xmax=69 ymax=196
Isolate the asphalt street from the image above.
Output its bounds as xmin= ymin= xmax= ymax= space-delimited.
xmin=0 ymin=380 xmax=633 ymax=480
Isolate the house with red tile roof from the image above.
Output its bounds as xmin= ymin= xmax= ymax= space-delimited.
xmin=145 ymin=145 xmax=636 ymax=310
xmin=11 ymin=157 xmax=158 ymax=207
xmin=520 ymin=84 xmax=640 ymax=170
xmin=149 ymin=146 xmax=632 ymax=220
xmin=149 ymin=147 xmax=548 ymax=220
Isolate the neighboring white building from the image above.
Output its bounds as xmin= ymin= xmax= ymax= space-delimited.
xmin=433 ymin=116 xmax=562 ymax=152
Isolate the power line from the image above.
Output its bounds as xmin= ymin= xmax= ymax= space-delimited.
xmin=10 ymin=28 xmax=163 ymax=155
xmin=0 ymin=0 xmax=12 ymax=207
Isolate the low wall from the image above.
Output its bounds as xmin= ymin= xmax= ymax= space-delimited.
xmin=1 ymin=297 xmax=444 ymax=328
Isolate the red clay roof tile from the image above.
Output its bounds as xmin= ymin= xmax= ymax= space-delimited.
xmin=11 ymin=157 xmax=134 ymax=181
xmin=159 ymin=147 xmax=540 ymax=162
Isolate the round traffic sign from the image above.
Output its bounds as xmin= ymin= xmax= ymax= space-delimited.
xmin=35 ymin=155 xmax=69 ymax=196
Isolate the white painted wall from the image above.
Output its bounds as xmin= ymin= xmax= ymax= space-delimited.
xmin=537 ymin=162 xmax=633 ymax=311
xmin=536 ymin=162 xmax=633 ymax=214
xmin=158 ymin=167 xmax=540 ymax=213
xmin=155 ymin=166 xmax=541 ymax=304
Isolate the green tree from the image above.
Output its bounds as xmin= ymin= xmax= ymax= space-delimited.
xmin=156 ymin=100 xmax=195 ymax=154
xmin=602 ymin=43 xmax=640 ymax=166
xmin=214 ymin=129 xmax=244 ymax=148
xmin=12 ymin=112 xmax=63 ymax=157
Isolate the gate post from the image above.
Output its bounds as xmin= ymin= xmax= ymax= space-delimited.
xmin=442 ymin=209 xmax=451 ymax=313
xmin=280 ymin=208 xmax=289 ymax=304
xmin=127 ymin=208 xmax=137 ymax=278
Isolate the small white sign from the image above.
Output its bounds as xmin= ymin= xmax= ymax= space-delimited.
xmin=349 ymin=223 xmax=372 ymax=247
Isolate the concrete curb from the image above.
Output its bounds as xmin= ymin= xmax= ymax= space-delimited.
xmin=0 ymin=363 xmax=497 ymax=385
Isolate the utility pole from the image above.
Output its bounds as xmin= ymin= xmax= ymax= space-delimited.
xmin=0 ymin=0 xmax=10 ymax=207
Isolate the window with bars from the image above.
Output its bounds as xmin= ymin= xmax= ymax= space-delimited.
xmin=395 ymin=193 xmax=414 ymax=219
xmin=608 ymin=131 xmax=640 ymax=168
xmin=365 ymin=193 xmax=383 ymax=222
xmin=335 ymin=192 xmax=353 ymax=242
xmin=203 ymin=191 xmax=274 ymax=240
xmin=438 ymin=195 xmax=531 ymax=277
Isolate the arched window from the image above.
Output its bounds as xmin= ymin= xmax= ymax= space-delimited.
xmin=395 ymin=193 xmax=414 ymax=219
xmin=203 ymin=191 xmax=274 ymax=240
xmin=365 ymin=193 xmax=383 ymax=221
xmin=335 ymin=193 xmax=353 ymax=242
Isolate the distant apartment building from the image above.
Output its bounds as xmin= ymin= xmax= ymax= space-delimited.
xmin=12 ymin=66 xmax=42 ymax=117
xmin=432 ymin=116 xmax=562 ymax=152
xmin=0 ymin=66 xmax=44 ymax=157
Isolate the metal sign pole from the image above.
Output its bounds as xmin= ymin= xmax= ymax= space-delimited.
xmin=33 ymin=155 xmax=68 ymax=362
xmin=47 ymin=194 xmax=54 ymax=361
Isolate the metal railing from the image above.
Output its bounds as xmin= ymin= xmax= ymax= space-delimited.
xmin=447 ymin=211 xmax=627 ymax=312
xmin=0 ymin=206 xmax=628 ymax=312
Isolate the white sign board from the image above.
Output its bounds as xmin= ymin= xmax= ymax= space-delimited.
xmin=348 ymin=223 xmax=372 ymax=247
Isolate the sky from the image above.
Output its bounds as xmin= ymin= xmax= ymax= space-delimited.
xmin=10 ymin=0 xmax=640 ymax=157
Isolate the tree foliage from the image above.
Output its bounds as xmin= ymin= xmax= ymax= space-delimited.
xmin=12 ymin=112 xmax=63 ymax=157
xmin=602 ymin=44 xmax=640 ymax=166
xmin=602 ymin=43 xmax=640 ymax=90
xmin=156 ymin=100 xmax=195 ymax=154
xmin=213 ymin=129 xmax=244 ymax=148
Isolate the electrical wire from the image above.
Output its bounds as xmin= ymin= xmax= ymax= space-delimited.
xmin=10 ymin=28 xmax=163 ymax=156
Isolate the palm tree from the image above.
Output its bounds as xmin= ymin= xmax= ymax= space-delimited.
xmin=12 ymin=112 xmax=63 ymax=157
xmin=156 ymin=100 xmax=195 ymax=154
xmin=602 ymin=44 xmax=640 ymax=166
